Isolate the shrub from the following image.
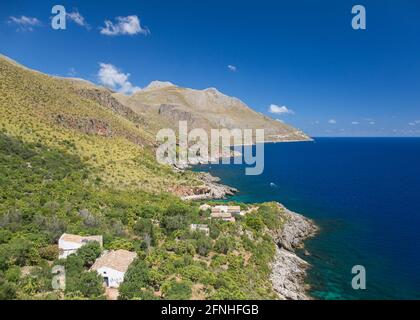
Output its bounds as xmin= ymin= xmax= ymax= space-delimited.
xmin=107 ymin=238 xmax=134 ymax=251
xmin=214 ymin=237 xmax=234 ymax=255
xmin=77 ymin=241 xmax=102 ymax=268
xmin=75 ymin=271 xmax=104 ymax=299
xmin=244 ymin=213 xmax=264 ymax=232
xmin=258 ymin=203 xmax=282 ymax=230
xmin=134 ymin=218 xmax=153 ymax=237
xmin=195 ymin=236 xmax=212 ymax=257
xmin=119 ymin=259 xmax=150 ymax=300
xmin=39 ymin=245 xmax=59 ymax=261
xmin=5 ymin=266 xmax=21 ymax=283
xmin=162 ymin=215 xmax=187 ymax=233
xmin=162 ymin=280 xmax=192 ymax=300
xmin=0 ymin=277 xmax=16 ymax=300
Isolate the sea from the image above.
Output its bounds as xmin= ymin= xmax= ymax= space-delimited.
xmin=194 ymin=138 xmax=420 ymax=300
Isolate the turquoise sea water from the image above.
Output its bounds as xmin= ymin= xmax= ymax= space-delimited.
xmin=194 ymin=138 xmax=420 ymax=299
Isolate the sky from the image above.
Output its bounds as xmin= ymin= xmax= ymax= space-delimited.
xmin=0 ymin=0 xmax=419 ymax=137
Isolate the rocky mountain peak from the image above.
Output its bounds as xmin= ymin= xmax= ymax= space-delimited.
xmin=144 ymin=80 xmax=176 ymax=91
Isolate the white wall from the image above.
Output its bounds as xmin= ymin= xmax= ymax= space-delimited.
xmin=58 ymin=240 xmax=83 ymax=259
xmin=95 ymin=267 xmax=125 ymax=288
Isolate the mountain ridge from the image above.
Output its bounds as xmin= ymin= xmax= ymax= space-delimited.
xmin=114 ymin=80 xmax=310 ymax=143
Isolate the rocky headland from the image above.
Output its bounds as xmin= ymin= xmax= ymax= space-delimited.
xmin=270 ymin=204 xmax=318 ymax=300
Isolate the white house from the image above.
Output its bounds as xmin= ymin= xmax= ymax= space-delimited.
xmin=90 ymin=250 xmax=137 ymax=288
xmin=210 ymin=207 xmax=235 ymax=222
xmin=227 ymin=206 xmax=242 ymax=215
xmin=213 ymin=205 xmax=229 ymax=213
xmin=58 ymin=233 xmax=103 ymax=259
xmin=190 ymin=224 xmax=210 ymax=236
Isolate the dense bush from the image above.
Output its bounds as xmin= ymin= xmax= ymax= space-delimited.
xmin=214 ymin=237 xmax=234 ymax=255
xmin=195 ymin=235 xmax=212 ymax=256
xmin=161 ymin=280 xmax=192 ymax=300
xmin=119 ymin=259 xmax=151 ymax=300
xmin=244 ymin=213 xmax=265 ymax=232
xmin=77 ymin=242 xmax=102 ymax=268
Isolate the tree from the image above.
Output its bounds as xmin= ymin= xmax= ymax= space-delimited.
xmin=164 ymin=202 xmax=190 ymax=217
xmin=214 ymin=237 xmax=233 ymax=255
xmin=119 ymin=259 xmax=150 ymax=300
xmin=77 ymin=241 xmax=102 ymax=268
xmin=134 ymin=218 xmax=152 ymax=237
xmin=76 ymin=271 xmax=104 ymax=299
xmin=195 ymin=236 xmax=212 ymax=257
xmin=244 ymin=213 xmax=264 ymax=232
xmin=162 ymin=215 xmax=187 ymax=233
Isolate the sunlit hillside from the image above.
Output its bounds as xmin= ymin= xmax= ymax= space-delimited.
xmin=0 ymin=55 xmax=200 ymax=193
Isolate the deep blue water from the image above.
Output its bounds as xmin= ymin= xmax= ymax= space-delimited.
xmin=194 ymin=138 xmax=420 ymax=299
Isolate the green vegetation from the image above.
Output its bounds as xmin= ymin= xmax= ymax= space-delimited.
xmin=0 ymin=56 xmax=289 ymax=300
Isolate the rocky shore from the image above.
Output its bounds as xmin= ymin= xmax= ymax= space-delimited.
xmin=181 ymin=172 xmax=238 ymax=200
xmin=181 ymin=167 xmax=319 ymax=300
xmin=270 ymin=203 xmax=318 ymax=300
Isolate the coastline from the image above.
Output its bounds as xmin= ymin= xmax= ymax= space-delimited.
xmin=185 ymin=168 xmax=319 ymax=300
xmin=270 ymin=203 xmax=318 ymax=300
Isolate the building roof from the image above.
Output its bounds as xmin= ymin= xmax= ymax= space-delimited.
xmin=211 ymin=212 xmax=233 ymax=219
xmin=59 ymin=233 xmax=103 ymax=246
xmin=90 ymin=250 xmax=137 ymax=273
xmin=228 ymin=206 xmax=241 ymax=212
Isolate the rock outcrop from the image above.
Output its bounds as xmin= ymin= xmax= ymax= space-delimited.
xmin=270 ymin=204 xmax=318 ymax=300
xmin=274 ymin=204 xmax=318 ymax=251
xmin=180 ymin=172 xmax=237 ymax=200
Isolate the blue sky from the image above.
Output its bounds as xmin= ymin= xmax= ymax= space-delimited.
xmin=1 ymin=0 xmax=419 ymax=137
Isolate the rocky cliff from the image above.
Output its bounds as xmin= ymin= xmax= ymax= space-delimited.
xmin=270 ymin=203 xmax=318 ymax=300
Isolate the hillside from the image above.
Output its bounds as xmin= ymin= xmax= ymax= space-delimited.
xmin=0 ymin=55 xmax=309 ymax=301
xmin=114 ymin=81 xmax=310 ymax=142
xmin=0 ymin=55 xmax=201 ymax=194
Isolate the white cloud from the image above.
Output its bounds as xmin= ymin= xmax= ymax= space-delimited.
xmin=328 ymin=119 xmax=337 ymax=124
xmin=369 ymin=121 xmax=376 ymax=125
xmin=8 ymin=16 xmax=41 ymax=32
xmin=269 ymin=104 xmax=294 ymax=115
xmin=352 ymin=121 xmax=360 ymax=125
xmin=415 ymin=120 xmax=420 ymax=124
xmin=100 ymin=15 xmax=149 ymax=36
xmin=67 ymin=10 xmax=89 ymax=28
xmin=98 ymin=63 xmax=141 ymax=95
xmin=227 ymin=65 xmax=237 ymax=72
xmin=408 ymin=122 xmax=416 ymax=126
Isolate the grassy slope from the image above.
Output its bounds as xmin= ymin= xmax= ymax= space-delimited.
xmin=0 ymin=56 xmax=200 ymax=193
